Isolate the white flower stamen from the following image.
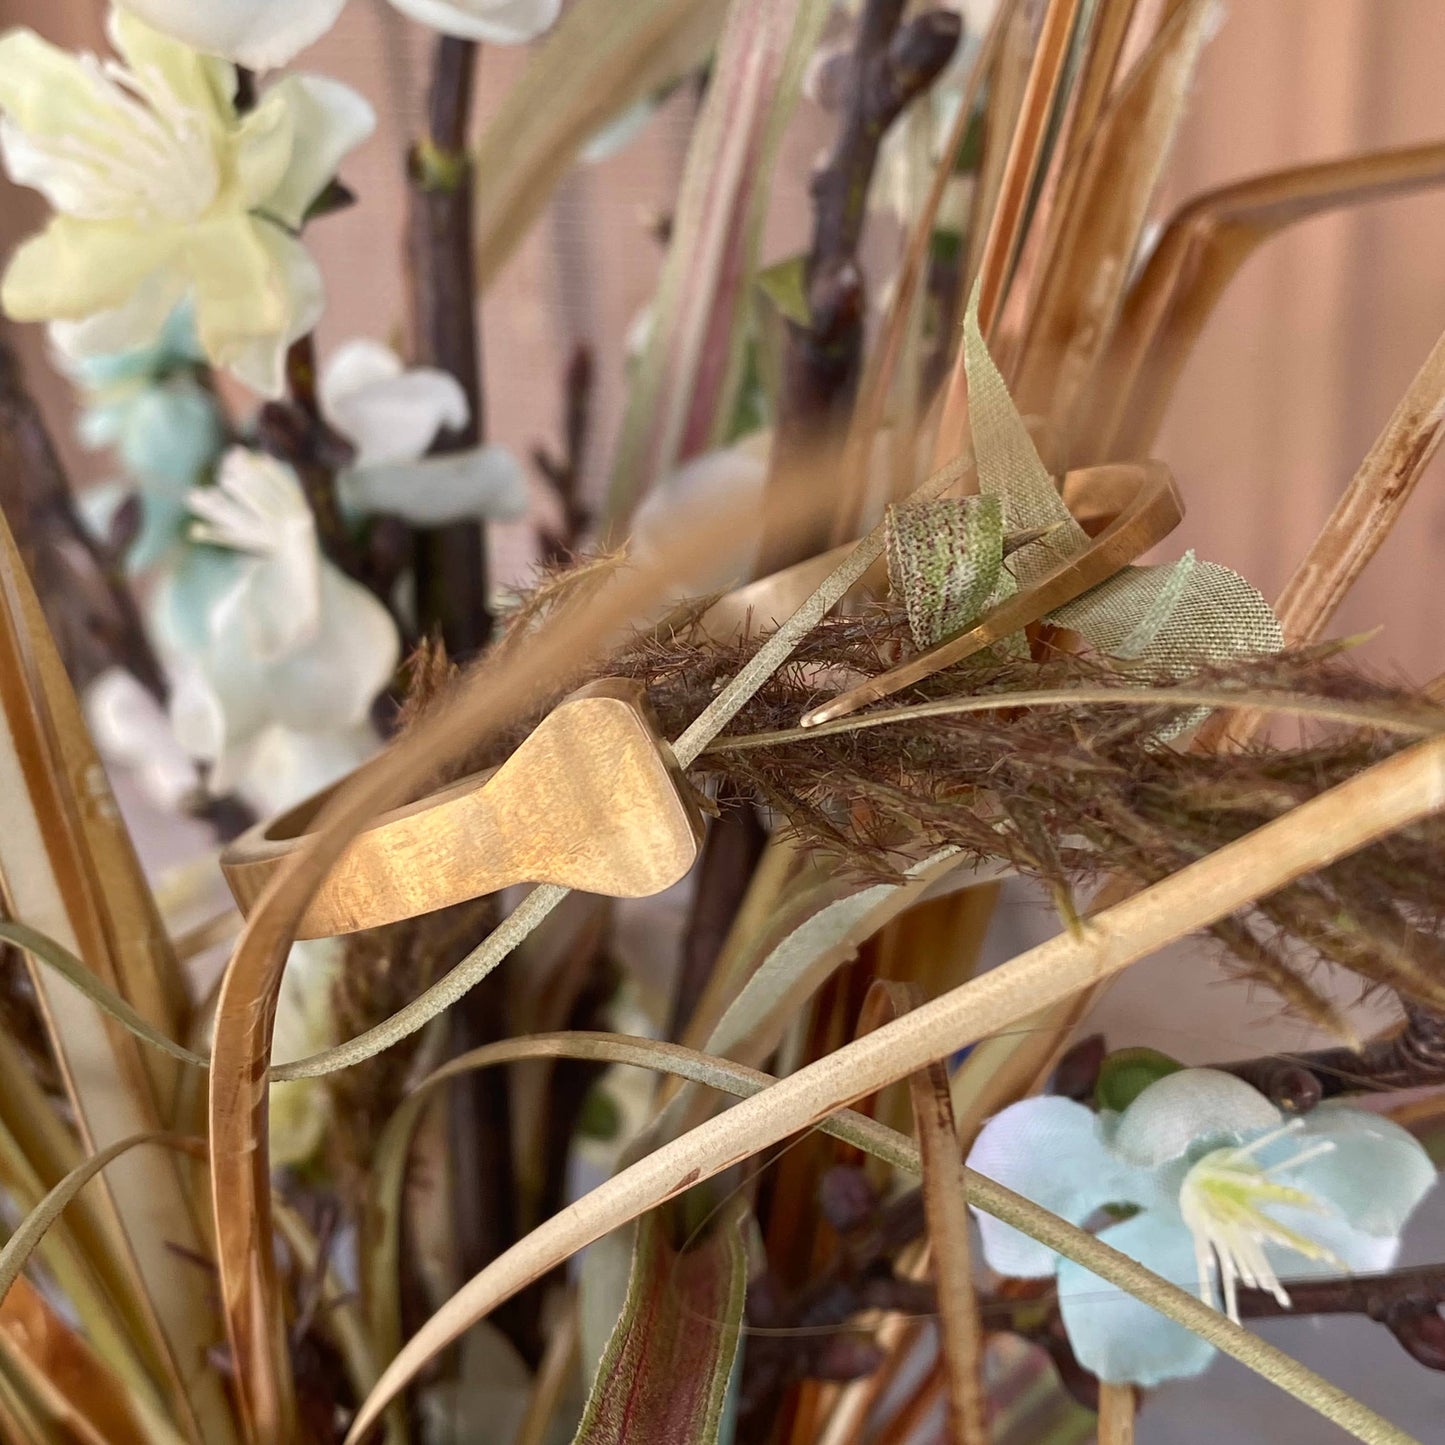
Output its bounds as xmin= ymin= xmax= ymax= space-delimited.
xmin=1178 ymin=1119 xmax=1346 ymax=1322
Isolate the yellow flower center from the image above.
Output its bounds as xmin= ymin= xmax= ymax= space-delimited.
xmin=1177 ymin=1120 xmax=1344 ymax=1322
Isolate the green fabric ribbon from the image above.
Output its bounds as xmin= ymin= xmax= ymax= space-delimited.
xmin=886 ymin=284 xmax=1283 ymax=675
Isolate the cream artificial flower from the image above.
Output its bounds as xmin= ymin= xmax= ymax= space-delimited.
xmin=113 ymin=0 xmax=561 ymax=71
xmin=0 ymin=12 xmax=374 ymax=397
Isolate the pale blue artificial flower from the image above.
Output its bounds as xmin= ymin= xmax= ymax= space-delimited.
xmin=149 ymin=447 xmax=399 ymax=815
xmin=63 ymin=303 xmax=226 ymax=571
xmin=966 ymin=1067 xmax=1437 ymax=1388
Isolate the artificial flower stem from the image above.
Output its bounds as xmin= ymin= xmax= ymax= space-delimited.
xmin=1097 ymin=1383 xmax=1137 ymax=1445
xmin=406 ymin=26 xmax=527 ymax=1356
xmin=407 ymin=34 xmax=491 ymax=658
xmin=0 ymin=337 xmax=168 ymax=700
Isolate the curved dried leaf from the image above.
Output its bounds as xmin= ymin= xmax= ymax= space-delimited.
xmin=0 ymin=1278 xmax=185 ymax=1445
xmin=573 ymin=1207 xmax=746 ymax=1445
xmin=206 ymin=476 xmax=876 ymax=1435
xmin=0 ymin=1135 xmax=203 ymax=1313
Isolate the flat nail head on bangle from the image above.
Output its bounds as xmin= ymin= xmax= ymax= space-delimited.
xmin=221 ymin=679 xmax=705 ymax=939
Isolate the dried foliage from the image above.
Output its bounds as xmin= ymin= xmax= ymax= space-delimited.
xmin=478 ymin=572 xmax=1445 ymax=1022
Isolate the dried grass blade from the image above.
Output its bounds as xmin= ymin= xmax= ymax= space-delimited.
xmin=268 ymin=1203 xmax=402 ymax=1445
xmin=1011 ymin=0 xmax=1216 ymax=432
xmin=968 ymin=0 xmax=1084 ymax=336
xmin=572 ymin=1206 xmax=747 ymax=1445
xmin=603 ymin=0 xmax=829 ymax=528
xmin=0 ymin=1278 xmax=184 ymax=1445
xmin=936 ymin=0 xmax=1087 ymax=465
xmin=1097 ymin=1383 xmax=1138 ymax=1445
xmin=347 ymin=734 xmax=1445 ymax=1444
xmin=515 ymin=1302 xmax=579 ymax=1445
xmin=862 ymin=982 xmax=987 ymax=1443
xmin=207 ymin=492 xmax=762 ymax=1438
xmin=959 ymin=0 xmax=1036 ymax=315
xmin=0 ymin=518 xmax=231 ymax=1443
xmin=0 ymin=1135 xmax=203 ymax=1313
xmin=1275 ymin=323 xmax=1445 ymax=643
xmin=1081 ymin=141 xmax=1445 ymax=462
xmin=472 ymin=0 xmax=729 ymax=288
xmin=0 ymin=1113 xmax=161 ymax=1418
xmin=1201 ymin=322 xmax=1445 ymax=749
xmin=363 ymin=1030 xmax=924 ymax=1363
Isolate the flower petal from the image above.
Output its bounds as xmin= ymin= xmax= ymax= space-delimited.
xmin=85 ymin=666 xmax=199 ymax=811
xmin=1057 ymin=1210 xmax=1218 ymax=1387
xmin=188 ymin=219 xmax=323 ymax=397
xmin=147 ymin=543 xmax=246 ymax=658
xmin=48 ymin=270 xmax=190 ymax=360
xmin=967 ymin=1096 xmax=1151 ymax=1278
xmin=322 ymin=344 xmax=469 ymax=465
xmin=228 ymin=721 xmax=379 ymax=816
xmin=112 ymin=0 xmax=350 ymax=70
xmin=233 ymin=90 xmax=296 ymax=212
xmin=2 ymin=219 xmax=178 ymax=324
xmin=0 ymin=30 xmax=101 ymax=144
xmin=339 ymin=447 xmax=528 ymax=525
xmin=1271 ymin=1105 xmax=1438 ymax=1238
xmin=385 ymin=0 xmax=561 ymax=46
xmin=265 ymin=567 xmax=400 ymax=733
xmin=119 ymin=377 xmax=225 ymax=490
xmin=260 ymin=75 xmax=375 ymax=230
xmin=1110 ymin=1068 xmax=1280 ymax=1168
xmin=168 ymin=653 xmax=268 ymax=763
xmin=319 ymin=337 xmax=404 ymax=408
xmin=107 ymin=9 xmax=237 ymax=117
xmin=191 ymin=450 xmax=322 ymax=660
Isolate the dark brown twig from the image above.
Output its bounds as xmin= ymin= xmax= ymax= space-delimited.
xmin=534 ymin=344 xmax=595 ymax=563
xmin=402 ymin=31 xmax=524 ymax=1362
xmin=1219 ymin=1001 xmax=1445 ymax=1104
xmin=669 ymin=795 xmax=769 ymax=1042
xmin=759 ymin=2 xmax=961 ymax=571
xmin=407 ymin=35 xmax=490 ymax=659
xmin=0 ymin=334 xmax=166 ymax=699
xmin=257 ymin=335 xmax=362 ymax=576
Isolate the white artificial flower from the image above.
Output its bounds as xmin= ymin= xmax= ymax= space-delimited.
xmin=967 ymin=1068 xmax=1438 ymax=1387
xmin=630 ymin=435 xmax=771 ymax=595
xmin=84 ymin=666 xmax=201 ymax=812
xmin=319 ymin=339 xmax=528 ymax=528
xmin=0 ymin=13 xmax=374 ymax=397
xmin=152 ymin=447 xmax=399 ymax=814
xmin=113 ymin=0 xmax=561 ymax=70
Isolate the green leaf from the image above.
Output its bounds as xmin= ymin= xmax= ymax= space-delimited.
xmin=755 ymin=255 xmax=811 ymax=329
xmin=1095 ymin=1047 xmax=1185 ymax=1114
